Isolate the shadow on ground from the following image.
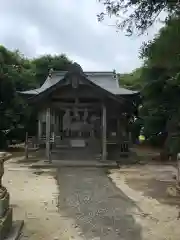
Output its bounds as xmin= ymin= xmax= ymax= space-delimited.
xmin=17 ymin=157 xmax=39 ymax=164
xmin=56 ymin=167 xmax=142 ymax=240
xmin=127 ymin=177 xmax=180 ymax=207
xmin=122 ymin=164 xmax=180 ymax=208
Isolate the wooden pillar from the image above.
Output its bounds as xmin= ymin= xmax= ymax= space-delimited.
xmin=177 ymin=153 xmax=180 ymax=186
xmin=117 ymin=118 xmax=120 ymax=140
xmin=102 ymin=103 xmax=107 ymax=161
xmin=46 ymin=107 xmax=51 ymax=161
xmin=25 ymin=132 xmax=28 ymax=159
xmin=56 ymin=114 xmax=59 ymax=135
xmin=38 ymin=114 xmax=42 ymax=141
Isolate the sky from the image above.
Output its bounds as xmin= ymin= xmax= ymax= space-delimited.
xmin=0 ymin=0 xmax=162 ymax=73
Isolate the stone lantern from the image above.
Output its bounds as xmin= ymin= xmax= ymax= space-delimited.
xmin=0 ymin=153 xmax=12 ymax=239
xmin=0 ymin=153 xmax=23 ymax=239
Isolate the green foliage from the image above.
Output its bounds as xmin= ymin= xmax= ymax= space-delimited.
xmin=117 ymin=68 xmax=144 ymax=142
xmin=140 ymin=17 xmax=180 ymax=69
xmin=116 ymin=16 xmax=180 ymax=155
xmin=118 ymin=67 xmax=144 ymax=90
xmin=0 ymin=46 xmax=72 ymax=148
xmin=138 ymin=17 xmax=180 ymax=155
xmin=32 ymin=54 xmax=72 ymax=86
xmin=0 ymin=46 xmax=34 ymax=147
xmin=98 ymin=0 xmax=180 ymax=35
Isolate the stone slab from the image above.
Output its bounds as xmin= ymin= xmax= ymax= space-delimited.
xmin=0 ymin=152 xmax=12 ymax=162
xmin=0 ymin=208 xmax=13 ymax=240
xmin=0 ymin=152 xmax=6 ymax=159
xmin=4 ymin=220 xmax=24 ymax=240
xmin=30 ymin=159 xmax=118 ymax=168
xmin=0 ymin=192 xmax=9 ymax=218
xmin=70 ymin=139 xmax=86 ymax=147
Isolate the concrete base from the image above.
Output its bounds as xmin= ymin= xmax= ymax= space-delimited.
xmin=0 ymin=192 xmax=10 ymax=217
xmin=4 ymin=220 xmax=24 ymax=240
xmin=0 ymin=152 xmax=12 ymax=162
xmin=0 ymin=208 xmax=13 ymax=240
xmin=30 ymin=159 xmax=118 ymax=168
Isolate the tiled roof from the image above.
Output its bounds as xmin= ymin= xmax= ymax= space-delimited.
xmin=20 ymin=71 xmax=137 ymax=96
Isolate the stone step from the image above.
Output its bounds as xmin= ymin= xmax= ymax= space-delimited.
xmin=0 ymin=192 xmax=9 ymax=218
xmin=0 ymin=208 xmax=13 ymax=240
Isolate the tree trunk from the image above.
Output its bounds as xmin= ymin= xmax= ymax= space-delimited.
xmin=160 ymin=115 xmax=178 ymax=161
xmin=160 ymin=131 xmax=170 ymax=161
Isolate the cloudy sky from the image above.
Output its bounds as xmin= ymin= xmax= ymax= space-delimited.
xmin=0 ymin=0 xmax=162 ymax=73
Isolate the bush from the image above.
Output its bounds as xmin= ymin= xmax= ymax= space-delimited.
xmin=147 ymin=133 xmax=167 ymax=147
xmin=6 ymin=127 xmax=26 ymax=145
xmin=0 ymin=131 xmax=8 ymax=149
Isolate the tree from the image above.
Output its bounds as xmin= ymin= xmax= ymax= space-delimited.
xmin=116 ymin=68 xmax=144 ymax=143
xmin=32 ymin=54 xmax=72 ymax=86
xmin=118 ymin=67 xmax=144 ymax=90
xmin=0 ymin=46 xmax=36 ymax=147
xmin=98 ymin=0 xmax=180 ymax=35
xmin=0 ymin=46 xmax=73 ymax=148
xmin=116 ymin=17 xmax=180 ymax=158
xmin=140 ymin=17 xmax=180 ymax=68
xmin=138 ymin=17 xmax=180 ymax=158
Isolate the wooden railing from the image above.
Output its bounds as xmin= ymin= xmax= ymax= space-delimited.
xmin=120 ymin=141 xmax=129 ymax=153
xmin=27 ymin=136 xmax=39 ymax=148
xmin=40 ymin=135 xmax=54 ymax=143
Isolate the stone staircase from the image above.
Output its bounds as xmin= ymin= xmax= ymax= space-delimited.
xmin=51 ymin=138 xmax=101 ymax=160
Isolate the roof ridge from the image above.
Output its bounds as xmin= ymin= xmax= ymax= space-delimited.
xmin=51 ymin=70 xmax=67 ymax=75
xmin=19 ymin=69 xmax=138 ymax=96
xmin=51 ymin=71 xmax=116 ymax=81
xmin=51 ymin=70 xmax=114 ymax=74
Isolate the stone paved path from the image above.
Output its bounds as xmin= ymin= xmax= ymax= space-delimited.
xmin=57 ymin=167 xmax=142 ymax=240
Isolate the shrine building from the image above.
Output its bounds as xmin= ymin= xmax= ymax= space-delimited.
xmin=20 ymin=63 xmax=139 ymax=161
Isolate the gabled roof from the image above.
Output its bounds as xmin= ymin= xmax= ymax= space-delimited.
xmin=20 ymin=69 xmax=138 ymax=96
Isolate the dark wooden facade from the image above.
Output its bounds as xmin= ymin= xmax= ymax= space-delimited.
xmin=25 ymin=64 xmax=138 ymax=161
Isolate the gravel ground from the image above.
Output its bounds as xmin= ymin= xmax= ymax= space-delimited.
xmin=109 ymin=165 xmax=180 ymax=240
xmin=3 ymin=156 xmax=180 ymax=240
xmin=3 ymin=157 xmax=84 ymax=240
xmin=57 ymin=167 xmax=142 ymax=240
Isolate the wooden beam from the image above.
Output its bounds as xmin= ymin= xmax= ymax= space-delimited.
xmin=52 ymin=102 xmax=100 ymax=108
xmin=102 ymin=103 xmax=107 ymax=161
xmin=46 ymin=107 xmax=51 ymax=162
